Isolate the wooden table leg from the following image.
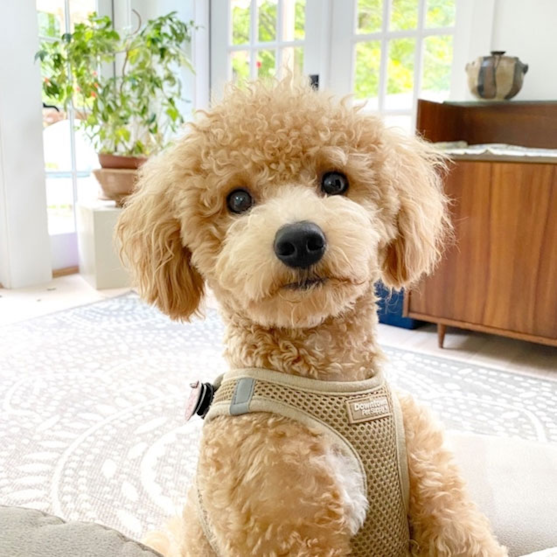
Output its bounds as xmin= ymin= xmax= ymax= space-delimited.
xmin=437 ymin=324 xmax=446 ymax=348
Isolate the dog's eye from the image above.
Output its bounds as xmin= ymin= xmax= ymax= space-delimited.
xmin=321 ymin=172 xmax=349 ymax=196
xmin=227 ymin=188 xmax=254 ymax=214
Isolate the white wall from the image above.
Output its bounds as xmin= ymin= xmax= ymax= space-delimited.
xmin=491 ymin=0 xmax=557 ymax=100
xmin=0 ymin=0 xmax=51 ymax=288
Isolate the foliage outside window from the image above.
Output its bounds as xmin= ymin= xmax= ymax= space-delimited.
xmin=355 ymin=0 xmax=454 ymax=103
xmin=231 ymin=0 xmax=305 ymax=82
xmin=230 ymin=0 xmax=453 ymax=104
xmin=38 ymin=11 xmax=62 ymax=39
xmin=36 ymin=12 xmax=195 ymax=156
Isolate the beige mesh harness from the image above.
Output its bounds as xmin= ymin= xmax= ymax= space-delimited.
xmin=197 ymin=368 xmax=410 ymax=556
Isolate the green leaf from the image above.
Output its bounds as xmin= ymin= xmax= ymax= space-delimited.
xmin=165 ymin=106 xmax=179 ymax=122
xmin=117 ymin=127 xmax=131 ymax=142
xmin=133 ymin=140 xmax=145 ymax=154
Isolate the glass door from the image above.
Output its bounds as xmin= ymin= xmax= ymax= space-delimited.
xmin=36 ymin=0 xmax=100 ymax=271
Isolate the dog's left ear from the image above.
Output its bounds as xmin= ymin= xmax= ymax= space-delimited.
xmin=116 ymin=157 xmax=204 ymax=321
xmin=380 ymin=130 xmax=450 ymax=289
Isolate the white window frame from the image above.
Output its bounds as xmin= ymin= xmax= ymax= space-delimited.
xmin=211 ymin=0 xmax=328 ymax=101
xmin=228 ymin=5 xmax=305 ymax=80
xmin=329 ymin=0 xmax=461 ymax=127
xmin=210 ymin=0 xmax=496 ymax=127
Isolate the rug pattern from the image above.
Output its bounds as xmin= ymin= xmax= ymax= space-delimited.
xmin=0 ymin=294 xmax=555 ymax=539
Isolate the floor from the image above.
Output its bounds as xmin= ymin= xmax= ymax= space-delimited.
xmin=1 ymin=274 xmax=556 ymax=380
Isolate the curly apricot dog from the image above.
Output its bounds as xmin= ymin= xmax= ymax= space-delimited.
xmin=117 ymin=78 xmax=506 ymax=557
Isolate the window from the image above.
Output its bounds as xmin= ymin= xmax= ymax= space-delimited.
xmin=37 ymin=0 xmax=98 ymax=240
xmin=211 ymin=0 xmax=311 ymax=95
xmin=228 ymin=0 xmax=306 ymax=83
xmin=211 ymin=0 xmax=459 ymax=133
xmin=351 ymin=0 xmax=455 ymax=131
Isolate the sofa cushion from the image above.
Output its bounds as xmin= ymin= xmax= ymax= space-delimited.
xmin=0 ymin=506 xmax=161 ymax=557
xmin=449 ymin=432 xmax=557 ymax=557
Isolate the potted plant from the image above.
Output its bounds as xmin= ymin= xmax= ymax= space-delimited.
xmin=36 ymin=11 xmax=194 ymax=205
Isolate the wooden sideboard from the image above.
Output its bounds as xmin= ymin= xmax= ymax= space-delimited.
xmin=405 ymin=100 xmax=557 ymax=348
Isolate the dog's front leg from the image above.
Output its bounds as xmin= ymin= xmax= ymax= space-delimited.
xmin=196 ymin=414 xmax=353 ymax=557
xmin=397 ymin=392 xmax=508 ymax=557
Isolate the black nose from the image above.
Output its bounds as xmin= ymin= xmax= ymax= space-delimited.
xmin=274 ymin=221 xmax=326 ymax=269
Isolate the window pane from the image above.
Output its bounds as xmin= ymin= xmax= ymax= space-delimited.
xmin=41 ymin=57 xmax=67 ymax=128
xmin=43 ymin=120 xmax=73 ymax=172
xmin=390 ymin=0 xmax=419 ymax=31
xmin=295 ymin=0 xmax=306 ymax=39
xmin=42 ymin=106 xmax=66 ymax=129
xmin=257 ymin=49 xmax=276 ymax=78
xmin=43 ymin=120 xmax=97 ymax=173
xmin=357 ymin=0 xmax=382 ymax=34
xmin=232 ymin=0 xmax=251 ymax=45
xmin=69 ymin=0 xmax=96 ymax=31
xmin=46 ymin=176 xmax=75 ymax=234
xmin=258 ymin=0 xmax=277 ymax=42
xmin=421 ymin=35 xmax=453 ymax=101
xmin=386 ymin=38 xmax=415 ymax=110
xmin=282 ymin=0 xmax=305 ymax=41
xmin=354 ymin=41 xmax=380 ymax=109
xmin=426 ymin=0 xmax=456 ymax=28
xmin=281 ymin=47 xmax=304 ymax=75
xmin=231 ymin=50 xmax=251 ymax=83
xmin=77 ymin=174 xmax=100 ymax=204
xmin=36 ymin=0 xmax=66 ymax=38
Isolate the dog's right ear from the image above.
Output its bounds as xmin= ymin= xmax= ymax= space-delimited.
xmin=116 ymin=158 xmax=204 ymax=321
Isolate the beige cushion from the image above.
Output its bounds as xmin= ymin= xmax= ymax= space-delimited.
xmin=449 ymin=432 xmax=557 ymax=557
xmin=0 ymin=506 xmax=161 ymax=557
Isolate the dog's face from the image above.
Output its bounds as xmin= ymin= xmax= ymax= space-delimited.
xmin=117 ymin=79 xmax=448 ymax=328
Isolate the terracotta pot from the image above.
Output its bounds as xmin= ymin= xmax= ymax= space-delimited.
xmin=94 ymin=154 xmax=148 ymax=206
xmin=98 ymin=153 xmax=148 ymax=170
xmin=93 ymin=168 xmax=140 ymax=207
xmin=465 ymin=51 xmax=528 ymax=101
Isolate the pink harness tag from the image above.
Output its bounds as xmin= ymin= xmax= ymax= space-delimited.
xmin=185 ymin=381 xmax=216 ymax=421
xmin=185 ymin=381 xmax=203 ymax=421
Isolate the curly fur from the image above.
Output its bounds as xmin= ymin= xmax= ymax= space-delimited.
xmin=117 ymin=77 xmax=506 ymax=556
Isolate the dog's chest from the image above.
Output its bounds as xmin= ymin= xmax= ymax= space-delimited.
xmin=197 ymin=368 xmax=411 ymax=556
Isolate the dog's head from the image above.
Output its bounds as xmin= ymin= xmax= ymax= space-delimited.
xmin=117 ymin=79 xmax=449 ymax=328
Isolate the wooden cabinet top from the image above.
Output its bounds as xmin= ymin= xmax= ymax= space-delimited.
xmin=417 ymin=100 xmax=557 ymax=150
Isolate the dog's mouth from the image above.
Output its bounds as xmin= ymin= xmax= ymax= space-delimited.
xmin=261 ymin=275 xmax=365 ymax=301
xmin=282 ymin=277 xmax=327 ymax=291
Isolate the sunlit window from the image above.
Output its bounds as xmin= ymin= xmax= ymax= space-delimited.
xmin=37 ymin=0 xmax=98 ymax=236
xmin=230 ymin=0 xmax=306 ymax=84
xmin=354 ymin=0 xmax=456 ymax=132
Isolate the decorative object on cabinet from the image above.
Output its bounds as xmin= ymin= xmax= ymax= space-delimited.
xmin=405 ymin=100 xmax=557 ymax=348
xmin=465 ymin=51 xmax=528 ymax=101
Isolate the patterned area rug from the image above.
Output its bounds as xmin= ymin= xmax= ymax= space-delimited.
xmin=1 ymin=293 xmax=556 ymax=540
